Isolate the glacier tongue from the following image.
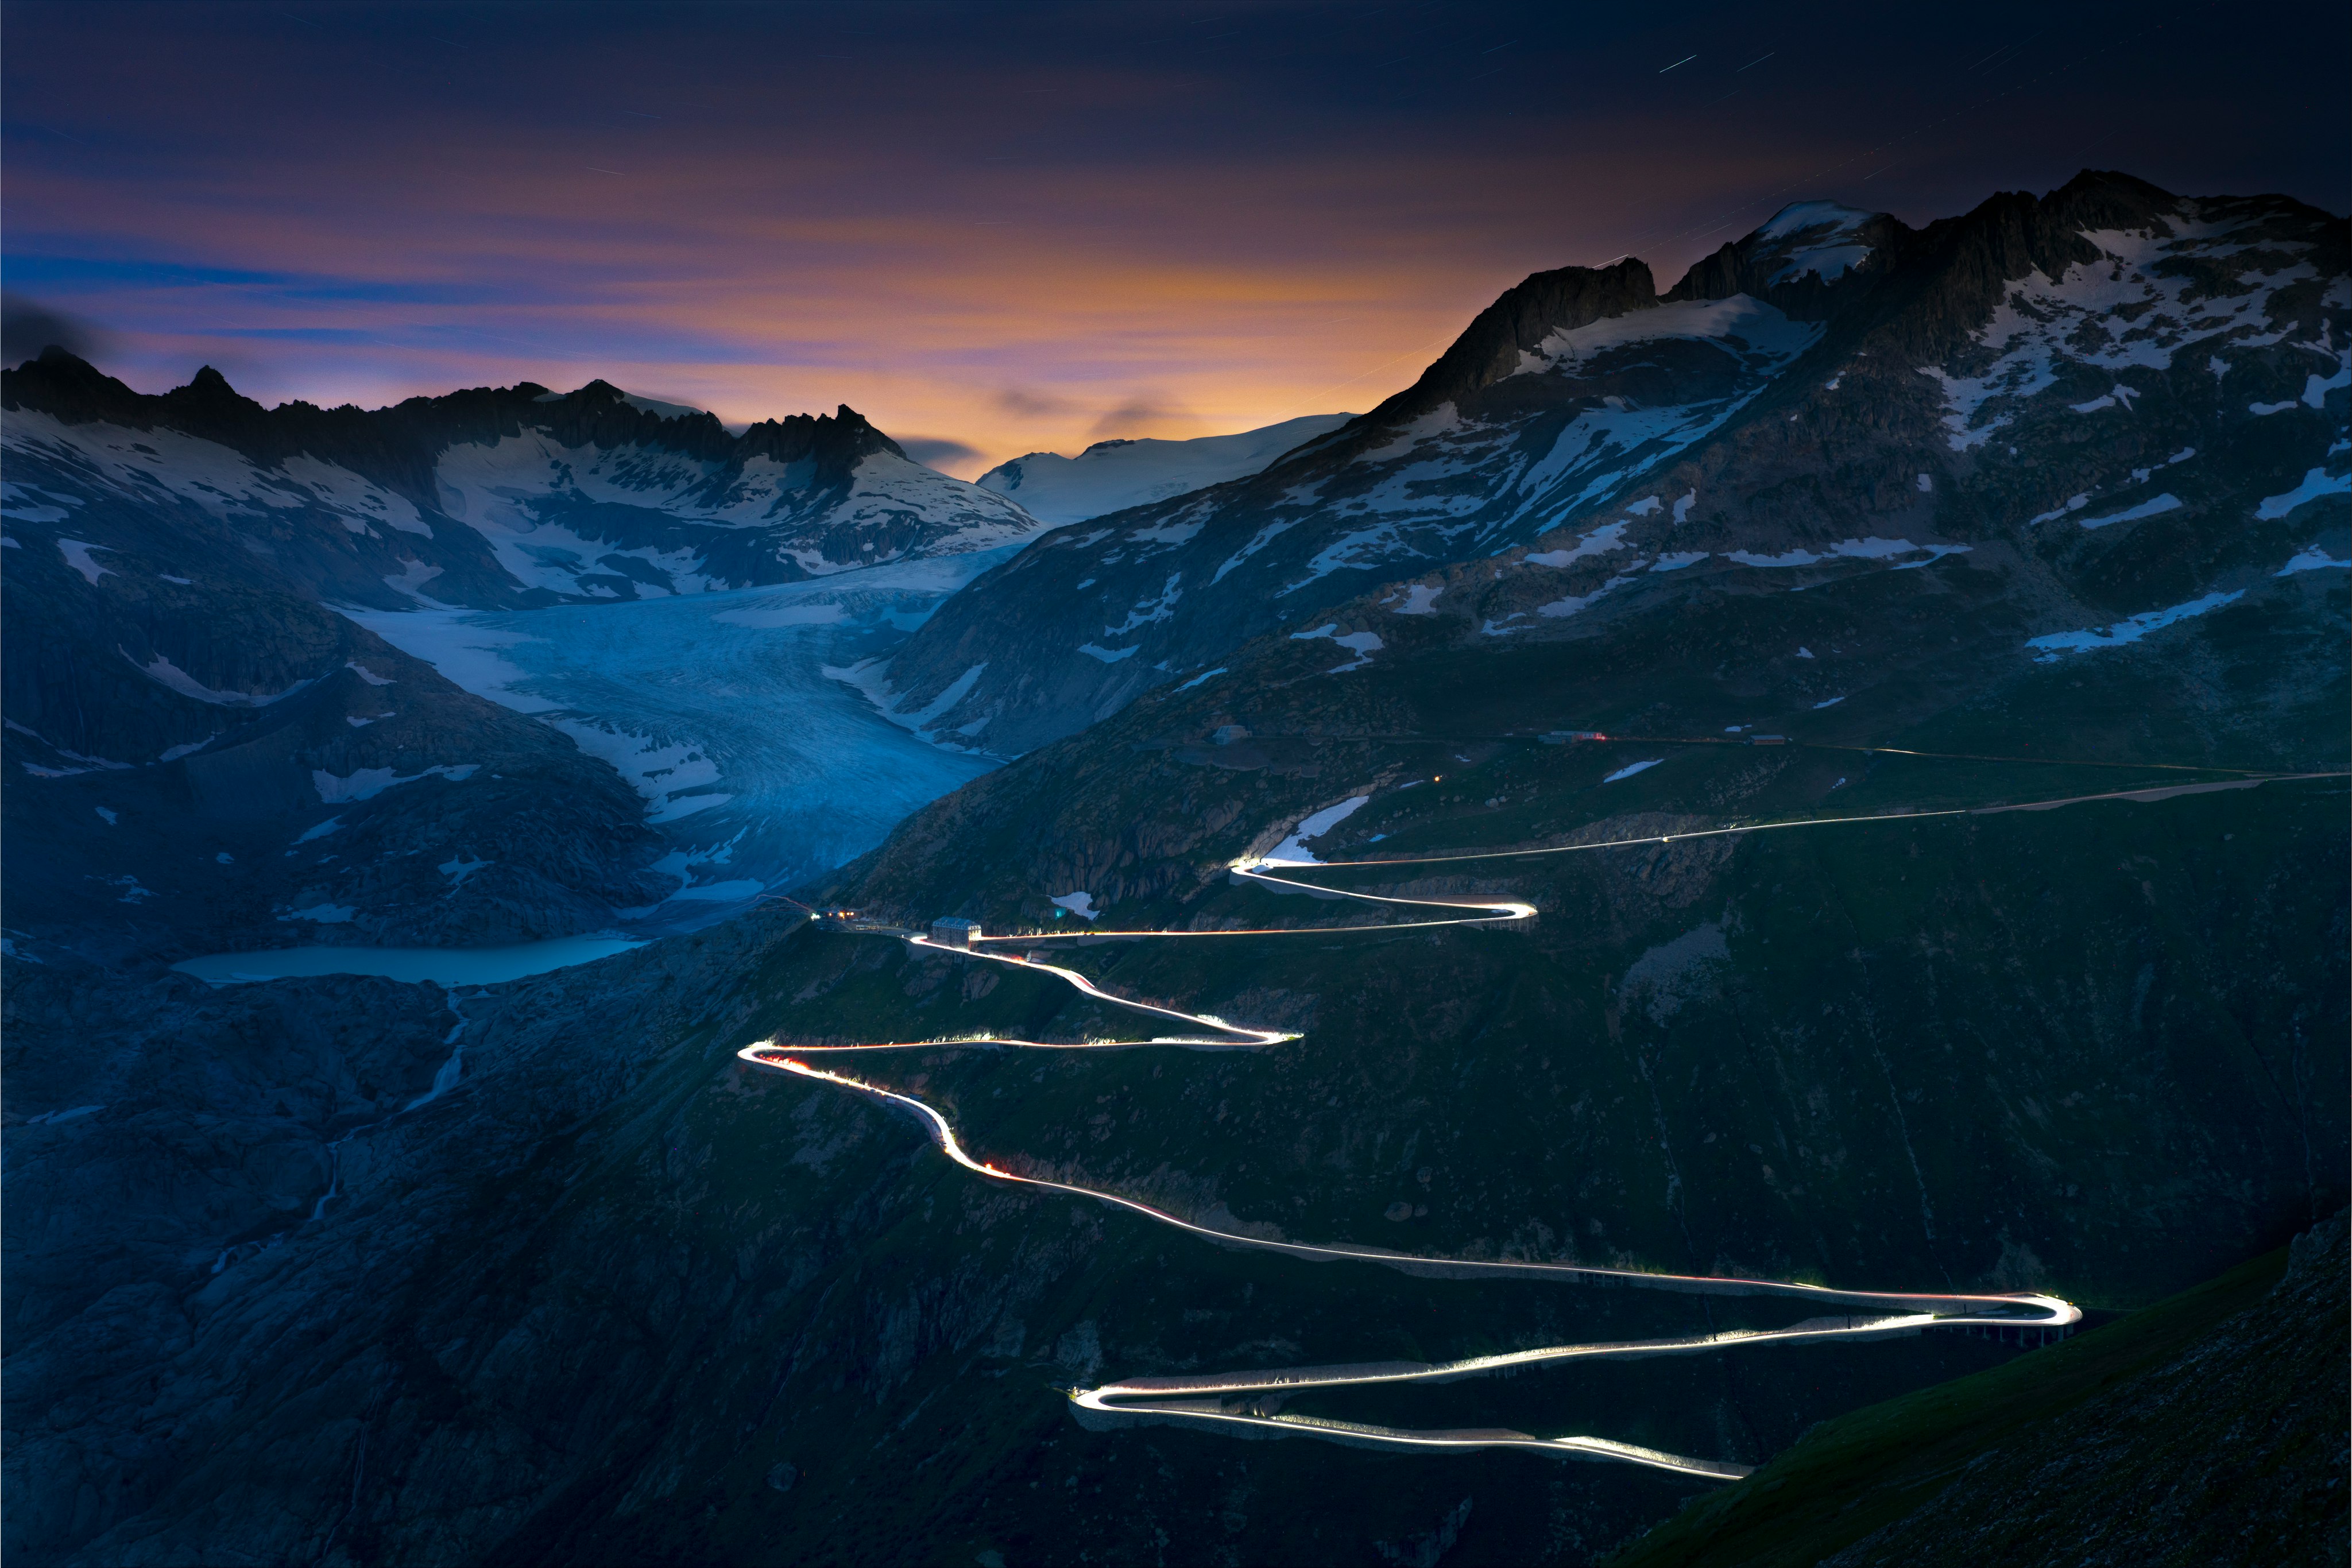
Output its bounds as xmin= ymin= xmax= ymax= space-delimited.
xmin=347 ymin=552 xmax=1004 ymax=929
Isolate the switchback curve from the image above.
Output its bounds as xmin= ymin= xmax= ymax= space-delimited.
xmin=736 ymin=776 xmax=2332 ymax=1474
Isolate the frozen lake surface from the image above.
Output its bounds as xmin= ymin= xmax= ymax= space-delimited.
xmin=347 ymin=552 xmax=1005 ymax=931
xmin=174 ymin=936 xmax=645 ymax=988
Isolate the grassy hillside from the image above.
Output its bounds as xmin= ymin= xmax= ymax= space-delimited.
xmin=1609 ymin=1210 xmax=2346 ymax=1567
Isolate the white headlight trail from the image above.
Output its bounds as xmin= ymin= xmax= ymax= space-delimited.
xmin=732 ymin=777 xmax=2341 ymax=1475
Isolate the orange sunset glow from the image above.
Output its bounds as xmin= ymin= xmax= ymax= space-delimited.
xmin=6 ymin=1 xmax=2345 ymax=473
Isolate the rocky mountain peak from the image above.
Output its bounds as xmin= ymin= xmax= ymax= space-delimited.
xmin=877 ymin=169 xmax=2346 ymax=758
xmin=154 ymin=364 xmax=273 ymax=435
xmin=1840 ymin=168 xmax=2298 ymax=367
xmin=1665 ymin=202 xmax=1904 ymax=319
xmin=1 ymin=347 xmax=150 ymax=427
xmin=1255 ymin=257 xmax=1664 ymax=477
xmin=2040 ymin=167 xmax=2193 ymax=232
xmin=1384 ymin=256 xmax=1660 ymax=419
xmin=520 ymin=381 xmax=736 ymax=460
xmin=834 ymin=401 xmax=895 ymax=442
xmin=734 ymin=402 xmax=907 ymax=471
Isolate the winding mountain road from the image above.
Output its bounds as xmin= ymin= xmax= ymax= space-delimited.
xmin=738 ymin=775 xmax=2333 ymax=1476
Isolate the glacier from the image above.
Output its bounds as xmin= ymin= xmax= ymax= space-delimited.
xmin=347 ymin=550 xmax=1007 ymax=930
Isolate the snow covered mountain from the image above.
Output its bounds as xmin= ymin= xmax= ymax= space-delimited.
xmin=873 ymin=173 xmax=2350 ymax=754
xmin=0 ymin=486 xmax=675 ymax=958
xmin=0 ymin=363 xmax=1043 ymax=609
xmin=0 ymin=363 xmax=1049 ymax=958
xmin=976 ymin=413 xmax=1353 ymax=524
xmin=5 ymin=168 xmax=2343 ymax=1568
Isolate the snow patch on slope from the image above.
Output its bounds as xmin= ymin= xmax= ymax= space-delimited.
xmin=1752 ymin=201 xmax=1879 ymax=284
xmin=1266 ymin=796 xmax=1368 ymax=864
xmin=1512 ymin=296 xmax=1818 ymax=377
xmin=2075 ymin=494 xmax=2183 ymax=530
xmin=1918 ymin=217 xmax=2322 ymax=451
xmin=313 ymin=763 xmax=479 ymax=803
xmin=2256 ymin=467 xmax=2351 ymax=518
xmin=1726 ymin=538 xmax=1971 ymax=567
xmin=2026 ymin=590 xmax=2245 ymax=660
xmin=1290 ymin=622 xmax=1383 ymax=672
xmin=130 ymin=653 xmax=315 ymax=707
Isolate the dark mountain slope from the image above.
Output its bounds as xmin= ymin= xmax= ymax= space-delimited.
xmin=794 ymin=473 xmax=2345 ymax=1291
xmin=4 ymin=585 xmax=2339 ymax=1561
xmin=876 ymin=172 xmax=2347 ymax=754
xmin=1 ymin=460 xmax=669 ymax=961
xmin=1607 ymin=1211 xmax=2347 ymax=1567
xmin=9 ymin=521 xmax=2336 ymax=1562
xmin=1814 ymin=1210 xmax=2348 ymax=1567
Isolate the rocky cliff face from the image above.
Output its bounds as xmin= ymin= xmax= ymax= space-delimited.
xmin=1 ymin=356 xmax=1042 ymax=609
xmin=1 ymin=935 xmax=783 ymax=1565
xmin=877 ymin=172 xmax=2348 ymax=754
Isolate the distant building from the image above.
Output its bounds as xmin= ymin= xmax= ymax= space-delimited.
xmin=930 ymin=916 xmax=981 ymax=948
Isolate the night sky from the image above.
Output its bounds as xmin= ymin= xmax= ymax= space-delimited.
xmin=5 ymin=0 xmax=2345 ymax=474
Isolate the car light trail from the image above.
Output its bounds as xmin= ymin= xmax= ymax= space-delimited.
xmin=732 ymin=777 xmax=2336 ymax=1476
xmin=745 ymin=1050 xmax=2074 ymax=1478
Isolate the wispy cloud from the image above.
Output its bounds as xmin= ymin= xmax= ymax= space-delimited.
xmin=895 ymin=435 xmax=984 ymax=474
xmin=3 ymin=1 xmax=2338 ymax=469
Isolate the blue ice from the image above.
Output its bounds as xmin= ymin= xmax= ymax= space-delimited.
xmin=345 ymin=551 xmax=1008 ymax=930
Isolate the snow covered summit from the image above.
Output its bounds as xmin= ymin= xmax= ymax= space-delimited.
xmin=875 ymin=172 xmax=2349 ymax=757
xmin=978 ymin=413 xmax=1353 ymax=524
